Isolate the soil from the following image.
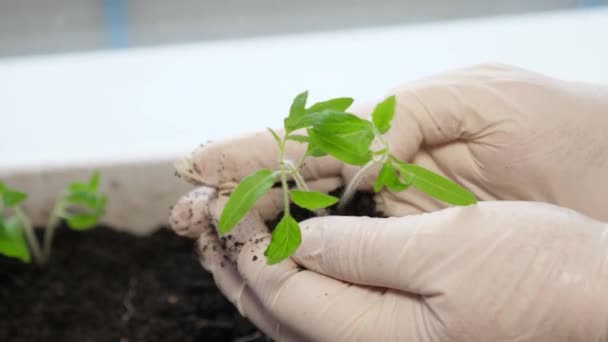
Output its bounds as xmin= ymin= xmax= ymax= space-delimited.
xmin=0 ymin=190 xmax=376 ymax=342
xmin=267 ymin=188 xmax=377 ymax=228
xmin=0 ymin=227 xmax=266 ymax=342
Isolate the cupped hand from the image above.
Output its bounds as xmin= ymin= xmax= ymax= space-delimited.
xmin=169 ymin=64 xmax=608 ymax=341
xmin=177 ymin=63 xmax=608 ymax=222
xmin=173 ymin=191 xmax=608 ymax=341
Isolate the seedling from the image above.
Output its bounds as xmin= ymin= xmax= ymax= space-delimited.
xmin=218 ymin=92 xmax=476 ymax=264
xmin=0 ymin=172 xmax=107 ymax=265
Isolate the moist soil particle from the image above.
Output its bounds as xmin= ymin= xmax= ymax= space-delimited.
xmin=0 ymin=227 xmax=265 ymax=342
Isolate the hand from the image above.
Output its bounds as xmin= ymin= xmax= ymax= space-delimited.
xmin=174 ymin=195 xmax=608 ymax=341
xmin=177 ymin=63 xmax=608 ymax=224
xmin=169 ymin=64 xmax=608 ymax=340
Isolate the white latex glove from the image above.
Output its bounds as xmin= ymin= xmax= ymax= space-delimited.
xmin=177 ymin=198 xmax=608 ymax=341
xmin=170 ymin=64 xmax=608 ymax=341
xmin=176 ymin=63 xmax=608 ymax=223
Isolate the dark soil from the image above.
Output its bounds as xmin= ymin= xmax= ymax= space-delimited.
xmin=0 ymin=227 xmax=265 ymax=342
xmin=268 ymin=188 xmax=378 ymax=228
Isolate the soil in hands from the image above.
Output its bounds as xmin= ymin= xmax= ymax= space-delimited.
xmin=0 ymin=226 xmax=266 ymax=342
xmin=267 ymin=188 xmax=378 ymax=228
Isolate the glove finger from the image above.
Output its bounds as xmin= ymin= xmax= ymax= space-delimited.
xmin=386 ymin=63 xmax=520 ymax=164
xmin=290 ymin=209 xmax=474 ymax=295
xmin=169 ymin=177 xmax=342 ymax=240
xmin=197 ymin=224 xmax=306 ymax=341
xmin=233 ymin=235 xmax=440 ymax=341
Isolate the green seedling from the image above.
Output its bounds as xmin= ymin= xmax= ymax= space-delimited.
xmin=219 ymin=92 xmax=476 ymax=264
xmin=0 ymin=172 xmax=107 ymax=265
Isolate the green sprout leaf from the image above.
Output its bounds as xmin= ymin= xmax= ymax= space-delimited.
xmin=65 ymin=213 xmax=99 ymax=231
xmin=305 ymin=142 xmax=328 ymax=157
xmin=66 ymin=191 xmax=98 ymax=209
xmin=0 ymin=181 xmax=27 ymax=208
xmin=286 ymin=134 xmax=309 ymax=143
xmin=3 ymin=190 xmax=27 ymax=208
xmin=264 ymin=214 xmax=301 ymax=264
xmin=0 ymin=216 xmax=30 ymax=263
xmin=374 ymin=162 xmax=409 ymax=192
xmin=287 ymin=134 xmax=327 ymax=157
xmin=371 ymin=95 xmax=396 ymax=134
xmin=267 ymin=127 xmax=283 ymax=145
xmin=306 ymin=97 xmax=353 ymax=114
xmin=393 ymin=160 xmax=477 ymax=205
xmin=290 ymin=190 xmax=338 ymax=211
xmin=284 ymin=91 xmax=309 ymax=132
xmin=308 ymin=112 xmax=374 ymax=165
xmin=285 ymin=110 xmax=331 ymax=132
xmin=63 ymin=172 xmax=107 ymax=232
xmin=88 ymin=172 xmax=101 ymax=191
xmin=219 ymin=169 xmax=276 ymax=234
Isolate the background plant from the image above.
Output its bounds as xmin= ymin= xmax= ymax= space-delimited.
xmin=219 ymin=92 xmax=476 ymax=264
xmin=0 ymin=172 xmax=107 ymax=265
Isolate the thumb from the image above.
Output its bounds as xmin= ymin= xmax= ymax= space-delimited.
xmin=386 ymin=63 xmax=510 ymax=162
xmin=292 ymin=206 xmax=491 ymax=295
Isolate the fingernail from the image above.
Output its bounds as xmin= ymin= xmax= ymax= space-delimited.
xmin=293 ymin=219 xmax=325 ymax=269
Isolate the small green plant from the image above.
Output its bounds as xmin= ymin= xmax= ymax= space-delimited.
xmin=0 ymin=172 xmax=107 ymax=265
xmin=218 ymin=92 xmax=476 ymax=264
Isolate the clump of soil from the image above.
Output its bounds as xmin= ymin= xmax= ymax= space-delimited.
xmin=267 ymin=188 xmax=378 ymax=228
xmin=0 ymin=227 xmax=265 ymax=342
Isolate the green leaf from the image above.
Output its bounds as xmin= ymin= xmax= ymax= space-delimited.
xmin=290 ymin=190 xmax=338 ymax=211
xmin=267 ymin=127 xmax=282 ymax=145
xmin=3 ymin=190 xmax=27 ymax=208
xmin=264 ymin=215 xmax=301 ymax=264
xmin=371 ymin=95 xmax=396 ymax=134
xmin=289 ymin=91 xmax=308 ymax=119
xmin=306 ymin=97 xmax=353 ymax=114
xmin=393 ymin=161 xmax=477 ymax=205
xmin=286 ymin=134 xmax=309 ymax=143
xmin=308 ymin=113 xmax=374 ymax=165
xmin=287 ymin=134 xmax=328 ymax=157
xmin=305 ymin=142 xmax=327 ymax=157
xmin=95 ymin=194 xmax=107 ymax=215
xmin=218 ymin=169 xmax=276 ymax=234
xmin=88 ymin=172 xmax=101 ymax=191
xmin=66 ymin=191 xmax=98 ymax=209
xmin=373 ymin=161 xmax=409 ymax=192
xmin=285 ymin=110 xmax=332 ymax=132
xmin=284 ymin=91 xmax=308 ymax=132
xmin=0 ymin=216 xmax=30 ymax=263
xmin=68 ymin=182 xmax=89 ymax=193
xmin=65 ymin=213 xmax=98 ymax=231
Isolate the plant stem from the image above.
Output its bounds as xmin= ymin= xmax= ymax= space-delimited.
xmin=295 ymin=152 xmax=308 ymax=171
xmin=337 ymin=160 xmax=378 ymax=212
xmin=14 ymin=207 xmax=43 ymax=265
xmin=279 ymin=139 xmax=290 ymax=217
xmin=42 ymin=200 xmax=64 ymax=263
xmin=286 ymin=163 xmax=309 ymax=191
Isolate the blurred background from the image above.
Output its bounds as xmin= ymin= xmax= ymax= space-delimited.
xmin=1 ymin=1 xmax=608 ymax=232
xmin=1 ymin=0 xmax=606 ymax=58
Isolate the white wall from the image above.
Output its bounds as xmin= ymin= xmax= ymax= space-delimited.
xmin=1 ymin=8 xmax=607 ymax=173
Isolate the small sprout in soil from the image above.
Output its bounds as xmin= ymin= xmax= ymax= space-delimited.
xmin=218 ymin=92 xmax=477 ymax=264
xmin=0 ymin=172 xmax=107 ymax=265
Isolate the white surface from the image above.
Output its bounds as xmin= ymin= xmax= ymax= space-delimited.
xmin=1 ymin=8 xmax=607 ymax=173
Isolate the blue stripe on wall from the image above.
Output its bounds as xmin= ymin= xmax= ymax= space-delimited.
xmin=102 ymin=0 xmax=129 ymax=48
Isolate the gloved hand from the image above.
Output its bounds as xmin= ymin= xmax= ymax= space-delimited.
xmin=177 ymin=196 xmax=608 ymax=341
xmin=170 ymin=64 xmax=608 ymax=340
xmin=176 ymin=63 xmax=608 ymax=224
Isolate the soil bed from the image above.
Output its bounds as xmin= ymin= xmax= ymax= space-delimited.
xmin=0 ymin=226 xmax=264 ymax=342
xmin=0 ymin=190 xmax=377 ymax=342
